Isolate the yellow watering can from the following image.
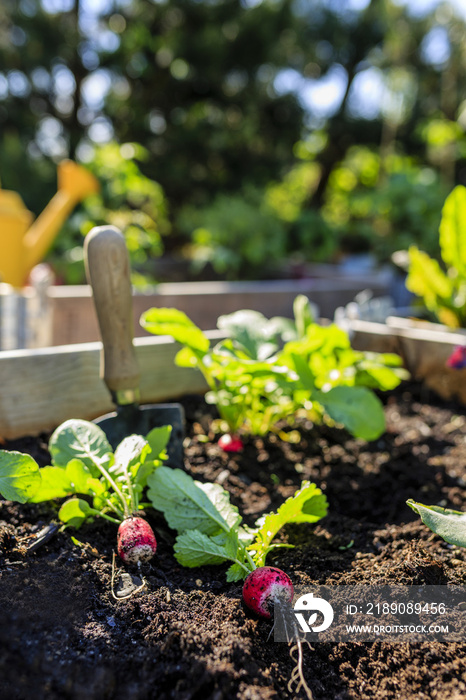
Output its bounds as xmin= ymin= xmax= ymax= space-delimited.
xmin=0 ymin=160 xmax=100 ymax=287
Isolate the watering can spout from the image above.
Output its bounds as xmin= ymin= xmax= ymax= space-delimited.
xmin=0 ymin=160 xmax=99 ymax=288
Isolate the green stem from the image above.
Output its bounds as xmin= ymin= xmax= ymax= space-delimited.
xmin=233 ymin=558 xmax=252 ymax=574
xmin=190 ymin=345 xmax=220 ymax=394
xmin=93 ymin=458 xmax=129 ymax=518
xmin=123 ymin=468 xmax=137 ymax=514
xmin=244 ymin=548 xmax=257 ymax=571
xmin=105 ymin=497 xmax=125 ymax=520
xmin=89 ymin=508 xmax=121 ymax=525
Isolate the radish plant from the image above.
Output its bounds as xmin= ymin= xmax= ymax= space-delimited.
xmin=0 ymin=419 xmax=171 ymax=565
xmin=147 ymin=466 xmax=327 ymax=582
xmin=141 ymin=295 xmax=407 ymax=445
xmin=140 ymin=305 xmax=296 ymax=448
xmin=147 ymin=466 xmax=326 ymax=699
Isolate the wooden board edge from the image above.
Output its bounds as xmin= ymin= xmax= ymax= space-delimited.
xmin=0 ymin=332 xmax=226 ymax=439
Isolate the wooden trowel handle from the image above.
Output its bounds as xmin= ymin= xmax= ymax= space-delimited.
xmin=84 ymin=225 xmax=140 ymax=405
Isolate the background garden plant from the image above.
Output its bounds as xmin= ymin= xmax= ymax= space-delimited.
xmin=2 ymin=1 xmax=465 ymax=283
xmin=406 ymin=185 xmax=466 ymax=328
xmin=141 ymin=295 xmax=408 ymax=443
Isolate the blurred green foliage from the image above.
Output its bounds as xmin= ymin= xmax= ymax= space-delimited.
xmin=321 ymin=146 xmax=450 ymax=262
xmin=1 ymin=0 xmax=466 ymax=283
xmin=406 ymin=185 xmax=466 ymax=328
xmin=52 ymin=142 xmax=170 ymax=285
xmin=178 ymin=189 xmax=287 ymax=279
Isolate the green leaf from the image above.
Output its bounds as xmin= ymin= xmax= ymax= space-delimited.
xmin=406 ymin=247 xmax=454 ymax=311
xmin=289 ymin=352 xmax=316 ymax=390
xmin=198 ymin=482 xmax=242 ymax=530
xmin=49 ymin=420 xmax=112 ymax=476
xmin=217 ymin=309 xmax=279 ymax=360
xmin=293 ymin=294 xmax=315 ymax=340
xmin=140 ymin=307 xmax=210 ymax=353
xmin=0 ymin=451 xmax=41 ymax=503
xmin=226 ymin=562 xmax=247 ymax=582
xmin=175 ymin=346 xmax=199 ymax=367
xmin=356 ymin=364 xmax=407 ymax=391
xmin=132 ymin=426 xmax=171 ymax=488
xmin=439 ymin=185 xmax=466 ymax=277
xmin=316 ymin=385 xmax=385 ymax=440
xmin=252 ymin=481 xmax=327 ymax=566
xmin=28 ymin=466 xmax=73 ymax=503
xmin=111 ymin=435 xmax=148 ymax=476
xmin=58 ymin=498 xmax=92 ymax=529
xmin=407 ymin=499 xmax=466 ymax=547
xmin=65 ymin=459 xmax=96 ymax=494
xmin=368 ymin=352 xmax=405 ymax=368
xmin=146 ymin=425 xmax=172 ymax=458
xmin=147 ymin=467 xmax=232 ymax=535
xmin=174 ymin=529 xmax=239 ymax=568
xmin=134 ymin=462 xmax=156 ymax=490
xmin=86 ymin=477 xmax=106 ymax=497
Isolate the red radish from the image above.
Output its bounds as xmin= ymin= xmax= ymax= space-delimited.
xmin=242 ymin=566 xmax=294 ymax=619
xmin=243 ymin=567 xmax=313 ymax=699
xmin=218 ymin=433 xmax=243 ymax=453
xmin=117 ymin=517 xmax=157 ymax=565
xmin=446 ymin=345 xmax=466 ymax=369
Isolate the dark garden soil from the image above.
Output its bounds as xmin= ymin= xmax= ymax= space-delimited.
xmin=1 ymin=382 xmax=466 ymax=700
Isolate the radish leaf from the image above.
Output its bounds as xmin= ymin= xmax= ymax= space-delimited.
xmin=407 ymin=499 xmax=466 ymax=547
xmin=147 ymin=467 xmax=234 ymax=535
xmin=251 ymin=481 xmax=328 ymax=566
xmin=65 ymin=459 xmax=97 ymax=493
xmin=174 ymin=529 xmax=240 ymax=568
xmin=28 ymin=466 xmax=74 ymax=503
xmin=140 ymin=308 xmax=210 ymax=352
xmin=59 ymin=498 xmax=93 ymax=529
xmin=0 ymin=451 xmax=41 ymax=503
xmin=439 ymin=185 xmax=466 ymax=277
xmin=146 ymin=425 xmax=172 ymax=458
xmin=49 ymin=419 xmax=112 ymax=476
xmin=198 ymin=482 xmax=242 ymax=530
xmin=226 ymin=562 xmax=248 ymax=582
xmin=110 ymin=435 xmax=148 ymax=477
xmin=316 ymin=385 xmax=385 ymax=441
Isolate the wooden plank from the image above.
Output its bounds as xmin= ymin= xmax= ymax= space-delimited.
xmin=0 ymin=331 xmax=225 ymax=440
xmin=349 ymin=318 xmax=466 ymax=404
xmin=46 ymin=277 xmax=390 ymax=346
xmin=351 ymin=317 xmax=466 ymax=358
xmin=350 ymin=320 xmax=402 ymax=354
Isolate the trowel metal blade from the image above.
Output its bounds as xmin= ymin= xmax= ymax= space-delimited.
xmin=94 ymin=402 xmax=185 ymax=468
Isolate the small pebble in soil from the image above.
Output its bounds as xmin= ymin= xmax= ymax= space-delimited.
xmin=114 ymin=573 xmax=144 ymax=598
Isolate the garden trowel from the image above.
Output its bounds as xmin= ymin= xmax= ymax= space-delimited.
xmin=84 ymin=225 xmax=184 ymax=467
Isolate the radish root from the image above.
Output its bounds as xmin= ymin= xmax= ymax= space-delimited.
xmin=288 ymin=636 xmax=314 ymax=700
xmin=275 ymin=599 xmax=314 ymax=700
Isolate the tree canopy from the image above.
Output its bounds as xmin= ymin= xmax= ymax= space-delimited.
xmin=1 ymin=0 xmax=465 ymax=280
